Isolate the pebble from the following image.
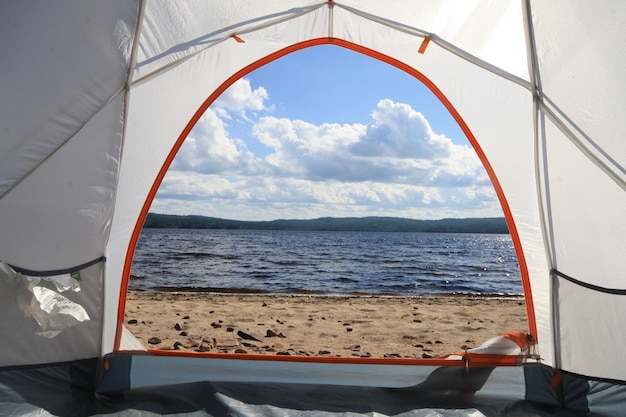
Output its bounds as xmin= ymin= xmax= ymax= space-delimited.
xmin=266 ymin=329 xmax=282 ymax=338
xmin=237 ymin=330 xmax=261 ymax=342
xmin=196 ymin=345 xmax=211 ymax=353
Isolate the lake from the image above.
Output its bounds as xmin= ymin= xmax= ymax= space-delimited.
xmin=130 ymin=229 xmax=522 ymax=296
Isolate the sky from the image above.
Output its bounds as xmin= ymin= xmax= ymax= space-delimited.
xmin=150 ymin=45 xmax=503 ymax=221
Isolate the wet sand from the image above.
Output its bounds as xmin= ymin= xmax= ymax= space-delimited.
xmin=124 ymin=291 xmax=528 ymax=358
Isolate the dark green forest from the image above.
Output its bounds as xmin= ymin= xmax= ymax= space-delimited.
xmin=144 ymin=213 xmax=509 ymax=234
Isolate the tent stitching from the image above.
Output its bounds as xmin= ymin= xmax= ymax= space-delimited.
xmin=337 ymin=3 xmax=531 ymax=90
xmin=131 ymin=4 xmax=326 ymax=89
xmin=0 ymin=83 xmax=127 ymax=203
xmin=540 ymin=96 xmax=626 ymax=191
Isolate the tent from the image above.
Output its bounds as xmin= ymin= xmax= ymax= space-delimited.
xmin=1 ymin=1 xmax=625 ymax=415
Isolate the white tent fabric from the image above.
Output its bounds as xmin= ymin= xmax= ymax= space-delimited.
xmin=1 ymin=0 xmax=626 ymax=402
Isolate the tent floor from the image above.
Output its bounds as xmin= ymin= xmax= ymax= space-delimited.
xmin=3 ymin=379 xmax=589 ymax=417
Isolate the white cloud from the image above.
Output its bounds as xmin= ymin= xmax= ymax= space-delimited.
xmin=171 ymin=110 xmax=263 ymax=175
xmin=352 ymin=99 xmax=448 ymax=159
xmin=213 ymin=78 xmax=271 ymax=122
xmin=154 ymin=172 xmax=501 ymax=221
xmin=157 ymin=90 xmax=501 ymax=220
xmin=250 ymin=99 xmax=484 ymax=187
xmin=253 ymin=118 xmax=366 ymax=179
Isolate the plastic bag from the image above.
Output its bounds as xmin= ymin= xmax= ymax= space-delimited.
xmin=1 ymin=262 xmax=90 ymax=338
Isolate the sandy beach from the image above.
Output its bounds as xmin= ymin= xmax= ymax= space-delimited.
xmin=124 ymin=291 xmax=528 ymax=358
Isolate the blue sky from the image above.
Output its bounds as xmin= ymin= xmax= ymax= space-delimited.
xmin=151 ymin=45 xmax=502 ymax=221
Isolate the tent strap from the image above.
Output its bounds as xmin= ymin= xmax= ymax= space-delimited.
xmin=9 ymin=256 xmax=105 ymax=277
xmin=552 ymin=268 xmax=626 ymax=295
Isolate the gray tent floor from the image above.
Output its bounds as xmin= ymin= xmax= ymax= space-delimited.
xmin=3 ymin=380 xmax=588 ymax=417
xmin=0 ymin=359 xmax=594 ymax=416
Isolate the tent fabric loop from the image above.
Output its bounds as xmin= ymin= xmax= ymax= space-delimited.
xmin=418 ymin=36 xmax=431 ymax=54
xmin=231 ymin=34 xmax=246 ymax=43
xmin=549 ymin=369 xmax=563 ymax=390
xmin=8 ymin=256 xmax=106 ymax=277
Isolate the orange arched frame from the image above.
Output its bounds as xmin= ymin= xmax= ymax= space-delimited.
xmin=115 ymin=37 xmax=537 ymax=353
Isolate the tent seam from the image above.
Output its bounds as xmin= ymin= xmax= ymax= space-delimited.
xmin=0 ymin=83 xmax=126 ymax=203
xmin=103 ymin=0 xmax=147 ymax=359
xmin=130 ymin=3 xmax=326 ymax=89
xmin=335 ymin=3 xmax=531 ymax=91
xmin=539 ymin=97 xmax=626 ymax=191
xmin=522 ymin=0 xmax=560 ymax=372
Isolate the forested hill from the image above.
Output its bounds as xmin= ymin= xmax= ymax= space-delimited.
xmin=144 ymin=213 xmax=509 ymax=234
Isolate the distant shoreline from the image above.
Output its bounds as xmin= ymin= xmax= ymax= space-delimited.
xmin=143 ymin=213 xmax=509 ymax=234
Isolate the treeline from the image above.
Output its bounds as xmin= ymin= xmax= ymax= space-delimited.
xmin=144 ymin=213 xmax=509 ymax=234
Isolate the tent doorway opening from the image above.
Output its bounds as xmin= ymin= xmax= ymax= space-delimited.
xmin=123 ymin=45 xmax=528 ymax=359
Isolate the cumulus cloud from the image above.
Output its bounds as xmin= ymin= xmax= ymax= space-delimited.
xmin=158 ymin=83 xmax=500 ymax=220
xmin=170 ymin=79 xmax=269 ymax=175
xmin=251 ymin=99 xmax=485 ymax=187
xmin=213 ymin=78 xmax=271 ymax=120
xmin=352 ymin=100 xmax=448 ymax=159
xmin=171 ymin=110 xmax=263 ymax=175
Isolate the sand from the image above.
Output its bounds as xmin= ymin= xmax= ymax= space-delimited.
xmin=124 ymin=291 xmax=528 ymax=359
